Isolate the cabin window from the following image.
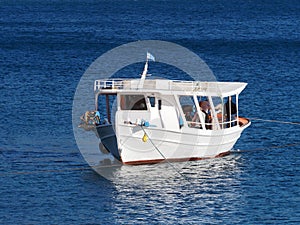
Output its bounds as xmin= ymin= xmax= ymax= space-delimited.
xmin=179 ymin=96 xmax=196 ymax=125
xmin=97 ymin=94 xmax=117 ymax=123
xmin=120 ymin=95 xmax=147 ymax=110
xmin=224 ymin=95 xmax=237 ymax=128
xmin=158 ymin=99 xmax=162 ymax=110
xmin=148 ymin=96 xmax=155 ymax=107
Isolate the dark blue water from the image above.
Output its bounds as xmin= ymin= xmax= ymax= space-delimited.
xmin=1 ymin=0 xmax=299 ymax=224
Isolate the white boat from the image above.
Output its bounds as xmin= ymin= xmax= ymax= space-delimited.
xmin=81 ymin=54 xmax=251 ymax=165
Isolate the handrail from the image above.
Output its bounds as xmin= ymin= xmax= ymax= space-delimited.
xmin=186 ymin=119 xmax=239 ymax=130
xmin=94 ymin=79 xmax=213 ymax=92
xmin=94 ymin=79 xmax=124 ymax=92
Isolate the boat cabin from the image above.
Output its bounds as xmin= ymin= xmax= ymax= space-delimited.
xmin=94 ymin=79 xmax=249 ymax=131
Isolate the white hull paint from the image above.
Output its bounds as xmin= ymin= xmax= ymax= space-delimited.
xmin=117 ymin=123 xmax=250 ymax=164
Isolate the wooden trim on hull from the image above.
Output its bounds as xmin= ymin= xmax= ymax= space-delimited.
xmin=123 ymin=151 xmax=231 ymax=165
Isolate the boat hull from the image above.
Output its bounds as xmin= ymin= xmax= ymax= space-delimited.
xmin=95 ymin=124 xmax=121 ymax=161
xmin=96 ymin=121 xmax=250 ymax=165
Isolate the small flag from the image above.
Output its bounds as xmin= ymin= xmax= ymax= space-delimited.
xmin=147 ymin=52 xmax=155 ymax=61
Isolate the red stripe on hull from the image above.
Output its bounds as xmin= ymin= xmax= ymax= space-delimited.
xmin=123 ymin=151 xmax=231 ymax=165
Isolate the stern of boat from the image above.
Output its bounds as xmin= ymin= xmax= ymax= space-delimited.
xmin=95 ymin=124 xmax=121 ymax=162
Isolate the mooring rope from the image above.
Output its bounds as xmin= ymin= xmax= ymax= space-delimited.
xmin=0 ymin=166 xmax=91 ymax=176
xmin=231 ymin=142 xmax=300 ymax=153
xmin=233 ymin=117 xmax=300 ymax=153
xmin=249 ymin=117 xmax=300 ymax=126
xmin=1 ymin=118 xmax=299 ymax=177
xmin=140 ymin=125 xmax=190 ymax=181
xmin=0 ymin=163 xmax=124 ymax=177
xmin=1 ymin=141 xmax=299 ymax=176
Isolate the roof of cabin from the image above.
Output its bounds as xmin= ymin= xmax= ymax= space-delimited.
xmin=94 ymin=79 xmax=247 ymax=97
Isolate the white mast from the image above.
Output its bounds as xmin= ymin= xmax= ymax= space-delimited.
xmin=138 ymin=52 xmax=155 ymax=89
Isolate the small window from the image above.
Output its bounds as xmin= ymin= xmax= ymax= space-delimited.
xmin=120 ymin=95 xmax=147 ymax=110
xmin=158 ymin=99 xmax=162 ymax=110
xmin=148 ymin=96 xmax=155 ymax=107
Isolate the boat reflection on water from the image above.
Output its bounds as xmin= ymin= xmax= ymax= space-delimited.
xmin=92 ymin=153 xmax=243 ymax=185
xmin=92 ymin=154 xmax=245 ymax=224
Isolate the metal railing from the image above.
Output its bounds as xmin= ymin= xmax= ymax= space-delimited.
xmin=94 ymin=79 xmax=216 ymax=92
xmin=94 ymin=79 xmax=124 ymax=92
xmin=186 ymin=118 xmax=239 ymax=130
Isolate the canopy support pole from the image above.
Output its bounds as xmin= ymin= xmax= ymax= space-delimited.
xmin=106 ymin=94 xmax=111 ymax=123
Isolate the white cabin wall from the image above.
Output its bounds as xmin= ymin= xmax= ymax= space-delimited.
xmin=147 ymin=98 xmax=162 ymax=128
xmin=115 ymin=110 xmax=151 ymax=125
xmin=158 ymin=95 xmax=181 ymax=131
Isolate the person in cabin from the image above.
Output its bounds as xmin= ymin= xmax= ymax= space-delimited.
xmin=94 ymin=111 xmax=101 ymax=125
xmin=185 ymin=111 xmax=193 ymax=122
xmin=192 ymin=101 xmax=211 ymax=129
xmin=182 ymin=105 xmax=193 ymax=123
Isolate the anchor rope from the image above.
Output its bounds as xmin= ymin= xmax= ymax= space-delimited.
xmin=231 ymin=142 xmax=300 ymax=153
xmin=1 ymin=118 xmax=299 ymax=176
xmin=249 ymin=117 xmax=300 ymax=126
xmin=233 ymin=117 xmax=300 ymax=153
xmin=140 ymin=125 xmax=190 ymax=181
xmin=0 ymin=141 xmax=298 ymax=176
xmin=0 ymin=166 xmax=91 ymax=176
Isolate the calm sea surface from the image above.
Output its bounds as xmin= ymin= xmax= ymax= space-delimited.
xmin=1 ymin=0 xmax=299 ymax=224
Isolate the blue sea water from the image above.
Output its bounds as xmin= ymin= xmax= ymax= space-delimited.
xmin=1 ymin=0 xmax=300 ymax=224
